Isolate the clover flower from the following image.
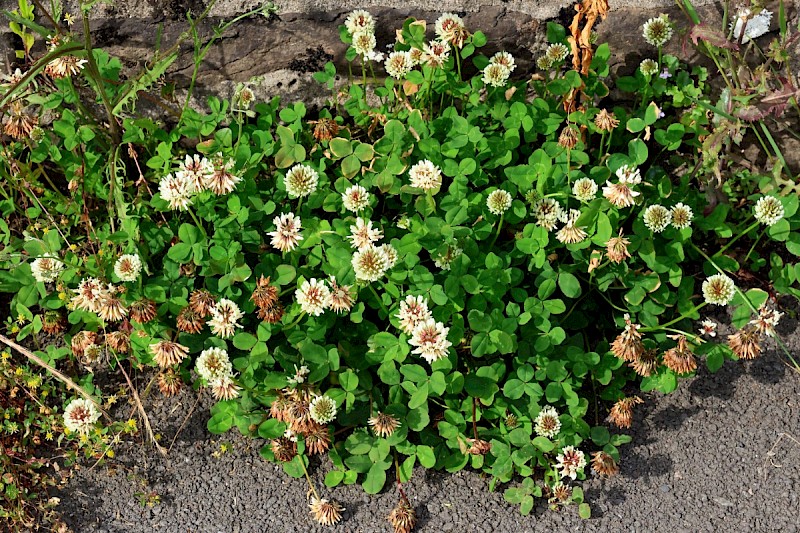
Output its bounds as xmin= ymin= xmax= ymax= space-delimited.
xmin=702 ymin=274 xmax=736 ymax=306
xmin=630 ymin=348 xmax=659 ymax=377
xmin=207 ymin=298 xmax=244 ymax=338
xmin=342 ymin=184 xmax=370 ymax=212
xmin=178 ymin=154 xmax=214 ymax=192
xmin=534 ymin=406 xmax=561 ymax=438
xmin=751 ymin=303 xmax=783 ymax=338
xmin=397 ymin=295 xmax=432 ymax=335
xmin=435 ymin=12 xmax=468 ymax=48
xmin=42 ymin=310 xmax=66 ymax=335
xmin=4 ymin=101 xmax=38 ymax=139
xmin=31 ymin=254 xmax=64 ymax=283
xmin=482 ymin=63 xmax=511 ymax=87
xmin=556 ymin=209 xmax=588 ymax=244
xmin=556 ymin=446 xmax=586 ymax=480
xmin=616 ymin=165 xmax=642 ymax=184
xmin=670 ymin=203 xmax=694 ymax=229
xmin=728 ymin=325 xmax=762 ymax=360
xmin=378 ymin=244 xmax=399 ymax=270
xmin=369 ymin=412 xmax=401 ymax=438
xmin=422 ymin=40 xmax=451 ymax=68
xmin=698 ymin=318 xmax=717 ymax=338
xmin=270 ymin=437 xmax=297 ymax=462
xmin=558 ymin=126 xmax=580 ymax=149
xmin=63 ymin=398 xmax=100 ymax=435
xmin=385 ymin=51 xmax=413 ymax=79
xmin=486 ymin=189 xmax=512 ymax=216
xmin=549 ymin=481 xmax=572 ymax=504
xmin=408 ymin=160 xmax=442 ymax=191
xmin=353 ymin=245 xmax=389 ymax=282
xmin=159 ymin=172 xmax=195 ymax=210
xmin=114 ymin=254 xmax=142 ymax=282
xmin=603 ymin=170 xmax=640 ymax=208
xmin=610 ymin=313 xmax=644 ymax=362
xmin=663 ymin=335 xmax=697 ymax=375
xmin=545 ymin=43 xmax=570 ymax=63
xmin=490 ymin=51 xmax=516 ymax=72
xmin=205 ymin=156 xmax=241 ymax=195
xmin=754 ymin=196 xmax=784 ymax=226
xmin=347 ymin=217 xmax=383 ymax=250
xmin=305 ymin=423 xmax=332 ymax=455
xmin=284 ymin=163 xmax=319 ymax=198
xmin=295 ymin=278 xmax=332 ymax=316
xmin=157 ymin=369 xmax=182 ymax=397
xmin=572 ymin=177 xmax=598 ymax=202
xmin=195 ymin=347 xmax=233 ymax=382
xmin=177 ymin=306 xmax=205 ymax=334
xmin=129 ymin=298 xmax=158 ymax=323
xmin=594 ymin=109 xmax=619 ymax=131
xmin=731 ymin=8 xmax=772 ymax=42
xmin=409 ymin=318 xmax=452 ymax=364
xmin=388 ymin=494 xmax=416 ymax=533
xmin=639 ymin=58 xmax=659 ymax=76
xmin=345 ymin=9 xmax=375 ymax=35
xmin=352 ymin=30 xmax=377 ymax=58
xmin=268 ymin=212 xmax=303 ymax=252
xmin=71 ymin=277 xmax=106 ymax=313
xmin=433 ymin=244 xmax=462 ymax=270
xmin=328 ymin=277 xmax=355 ymax=314
xmin=97 ymin=287 xmax=127 ymax=322
xmin=591 ymin=451 xmax=619 ymax=478
xmin=210 ymin=374 xmax=241 ymax=401
xmin=44 ymin=55 xmax=88 ymax=78
xmin=309 ymin=497 xmax=344 ymax=526
xmin=536 ymin=56 xmax=553 ymax=70
xmin=532 ymin=198 xmax=564 ymax=231
xmin=609 ymin=396 xmax=643 ymax=428
xmin=189 ymin=289 xmax=216 ymax=317
xmin=149 ymin=340 xmax=190 ymax=368
xmin=308 ymin=395 xmax=338 ymax=424
xmin=287 ymin=365 xmax=310 ymax=386
xmin=643 ymin=204 xmax=672 ymax=233
xmin=642 ymin=15 xmax=673 ymax=47
xmin=408 ymin=47 xmax=424 ymax=65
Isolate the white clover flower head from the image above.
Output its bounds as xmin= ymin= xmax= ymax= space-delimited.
xmin=702 ymin=274 xmax=736 ymax=306
xmin=486 ymin=189 xmax=512 ymax=216
xmin=731 ymin=8 xmax=772 ymax=42
xmin=31 ymin=254 xmax=64 ymax=283
xmin=114 ymin=254 xmax=142 ymax=282
xmin=670 ymin=203 xmax=694 ymax=229
xmin=545 ymin=43 xmax=570 ymax=63
xmin=284 ymin=164 xmax=319 ymax=198
xmin=572 ymin=177 xmax=598 ymax=202
xmin=345 ymin=9 xmax=375 ymax=35
xmin=639 ymin=58 xmax=659 ymax=76
xmin=378 ymin=243 xmax=399 ymax=270
xmin=352 ymin=245 xmax=389 ymax=282
xmin=347 ymin=217 xmax=383 ymax=250
xmin=699 ymin=318 xmax=718 ymax=338
xmin=71 ymin=277 xmax=106 ymax=313
xmin=207 ymin=298 xmax=244 ymax=338
xmin=409 ymin=318 xmax=452 ymax=364
xmin=642 ymin=15 xmax=673 ymax=47
xmin=533 ymin=198 xmax=564 ymax=231
xmin=615 ymin=165 xmax=642 ymax=185
xmin=352 ymin=30 xmax=377 ymax=58
xmin=287 ymin=364 xmax=310 ymax=386
xmin=179 ymin=154 xmax=214 ymax=192
xmin=327 ymin=277 xmax=355 ymax=314
xmin=643 ymin=204 xmax=672 ymax=233
xmin=295 ymin=278 xmax=332 ymax=316
xmin=408 ymin=47 xmax=425 ymax=66
xmin=603 ymin=180 xmax=641 ymax=208
xmin=408 ymin=160 xmax=442 ymax=191
xmin=210 ymin=374 xmax=241 ymax=401
xmin=751 ymin=303 xmax=783 ymax=338
xmin=433 ymin=244 xmax=462 ymax=270
xmin=159 ymin=172 xmax=195 ymax=210
xmin=195 ymin=347 xmax=233 ymax=382
xmin=556 ymin=445 xmax=586 ymax=480
xmin=63 ymin=398 xmax=100 ymax=435
xmin=342 ymin=184 xmax=370 ymax=212
xmin=205 ymin=156 xmax=241 ymax=196
xmin=534 ymin=406 xmax=561 ymax=439
xmin=482 ymin=63 xmax=511 ymax=87
xmin=268 ymin=212 xmax=303 ymax=252
xmin=385 ymin=51 xmax=413 ymax=79
xmin=309 ymin=395 xmax=338 ymax=424
xmin=435 ymin=12 xmax=468 ymax=48
xmin=422 ymin=40 xmax=451 ymax=68
xmin=556 ymin=209 xmax=588 ymax=244
xmin=754 ymin=196 xmax=784 ymax=226
xmin=397 ymin=295 xmax=432 ymax=335
xmin=536 ymin=56 xmax=553 ymax=70
xmin=490 ymin=51 xmax=516 ymax=72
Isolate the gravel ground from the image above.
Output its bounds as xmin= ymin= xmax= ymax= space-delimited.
xmin=58 ymin=316 xmax=800 ymax=533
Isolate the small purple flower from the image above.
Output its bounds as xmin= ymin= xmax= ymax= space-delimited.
xmin=659 ymin=68 xmax=671 ymax=79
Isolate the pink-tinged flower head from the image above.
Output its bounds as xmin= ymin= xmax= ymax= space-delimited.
xmin=268 ymin=212 xmax=303 ymax=252
xmin=295 ymin=278 xmax=332 ymax=316
xmin=179 ymin=154 xmax=214 ymax=192
xmin=207 ymin=298 xmax=244 ymax=338
xmin=396 ymin=295 xmax=432 ymax=335
xmin=63 ymin=398 xmax=100 ymax=434
xmin=347 ymin=217 xmax=383 ymax=250
xmin=556 ymin=445 xmax=587 ymax=480
xmin=409 ymin=318 xmax=452 ymax=364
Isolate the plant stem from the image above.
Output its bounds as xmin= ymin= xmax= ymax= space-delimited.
xmin=717 ymin=219 xmax=759 ymax=255
xmin=368 ymin=284 xmax=390 ymax=317
xmin=489 ymin=214 xmax=504 ymax=249
xmin=297 ymin=455 xmax=320 ymax=501
xmin=187 ymin=207 xmax=208 ymax=239
xmin=640 ymin=302 xmax=707 ymax=332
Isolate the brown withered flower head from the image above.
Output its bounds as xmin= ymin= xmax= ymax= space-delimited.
xmin=304 ymin=423 xmax=332 ymax=455
xmin=129 ymin=298 xmax=158 ymax=324
xmin=105 ymin=331 xmax=131 ymax=354
xmin=270 ymin=437 xmax=297 ymax=462
xmin=149 ymin=340 xmax=189 ymax=368
xmin=309 ymin=496 xmax=344 ymax=526
xmin=269 ymin=392 xmax=292 ymax=422
xmin=310 ymin=117 xmax=340 ymax=143
xmin=387 ymin=493 xmax=417 ymax=533
xmin=630 ymin=348 xmax=659 ymax=377
xmin=4 ymin=101 xmax=38 ymax=140
xmin=549 ymin=481 xmax=572 ymax=504
xmin=558 ymin=125 xmax=580 ymax=149
xmin=157 ymin=368 xmax=182 ymax=397
xmin=97 ymin=289 xmax=127 ymax=322
xmin=368 ymin=412 xmax=401 ymax=438
xmin=251 ymin=275 xmax=279 ymax=310
xmin=594 ymin=109 xmax=620 ymax=132
xmin=41 ymin=310 xmax=66 ymax=335
xmin=591 ymin=451 xmax=619 ymax=478
xmin=728 ymin=325 xmax=762 ymax=360
xmin=605 ymin=231 xmax=631 ymax=264
xmin=610 ymin=313 xmax=644 ymax=362
xmin=609 ymin=396 xmax=644 ymax=429
xmin=189 ymin=289 xmax=216 ymax=317
xmin=258 ymin=302 xmax=285 ymax=324
xmin=288 ymin=396 xmax=315 ymax=434
xmin=466 ymin=438 xmax=492 ymax=456
xmin=662 ymin=335 xmax=697 ymax=375
xmin=176 ymin=306 xmax=205 ymax=334
xmin=71 ymin=331 xmax=98 ymax=358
